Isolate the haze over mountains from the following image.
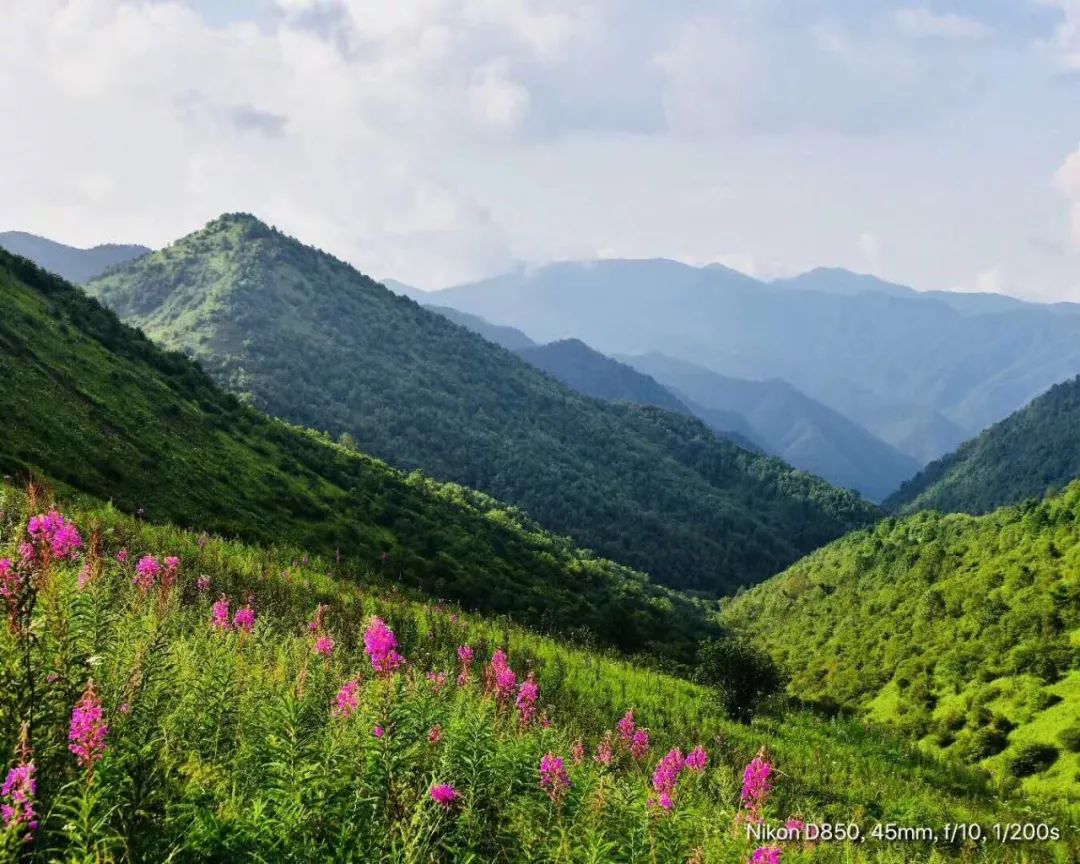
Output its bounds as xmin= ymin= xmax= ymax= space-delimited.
xmin=435 ymin=260 xmax=1080 ymax=466
xmin=0 ymin=230 xmax=149 ymax=284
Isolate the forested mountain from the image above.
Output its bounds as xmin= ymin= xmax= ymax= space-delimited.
xmin=0 ymin=248 xmax=715 ymax=659
xmin=435 ymin=261 xmax=1080 ymax=465
xmin=888 ymin=376 xmax=1080 ymax=514
xmin=623 ymin=353 xmax=920 ymax=500
xmin=85 ymin=214 xmax=876 ymax=595
xmin=428 ymin=304 xmax=537 ymax=351
xmin=723 ymin=486 xmax=1080 ymax=803
xmin=0 ymin=230 xmax=149 ymax=283
xmin=516 ymin=339 xmax=690 ymax=415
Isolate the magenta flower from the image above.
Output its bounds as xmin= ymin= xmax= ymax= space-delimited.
xmin=196 ymin=575 xmax=211 ymax=592
xmin=363 ymin=616 xmax=404 ymax=675
xmin=233 ymin=605 xmax=256 ymax=634
xmin=116 ymin=548 xmax=129 ymax=563
xmin=69 ymin=682 xmax=108 ymax=770
xmin=1 ymin=759 xmax=37 ymax=840
xmin=515 ymin=674 xmax=540 ymax=726
xmin=373 ymin=725 xmax=385 ymax=739
xmin=332 ymin=679 xmax=360 ymax=719
xmin=426 ymin=671 xmax=448 ymax=694
xmin=456 ymin=644 xmax=474 ymax=685
xmin=650 ymin=747 xmax=684 ymax=810
xmin=314 ymin=635 xmax=335 ymax=657
xmin=539 ymin=753 xmax=571 ymax=804
xmin=211 ymin=597 xmax=230 ymax=630
xmin=630 ymin=728 xmax=650 ymax=762
xmin=617 ymin=710 xmax=636 ymax=743
xmin=571 ymin=741 xmax=585 ymax=764
xmin=684 ymin=745 xmax=708 ymax=772
xmin=0 ymin=559 xmax=18 ymax=598
xmin=430 ymin=783 xmax=459 ymax=808
xmin=594 ymin=736 xmax=614 ymax=767
xmin=428 ymin=724 xmax=443 ymax=744
xmin=488 ymin=650 xmax=516 ymax=705
xmin=785 ymin=818 xmax=805 ymax=833
xmin=741 ymin=749 xmax=773 ymax=821
xmin=750 ymin=847 xmax=781 ymax=864
xmin=17 ymin=543 xmax=34 ymax=565
xmin=27 ymin=511 xmax=83 ymax=560
xmin=308 ymin=603 xmax=329 ymax=633
xmin=133 ymin=555 xmax=161 ymax=592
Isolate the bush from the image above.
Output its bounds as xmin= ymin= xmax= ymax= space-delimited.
xmin=962 ymin=727 xmax=1009 ymax=761
xmin=1007 ymin=744 xmax=1059 ymax=778
xmin=1057 ymin=725 xmax=1080 ymax=753
xmin=694 ymin=637 xmax=785 ymax=722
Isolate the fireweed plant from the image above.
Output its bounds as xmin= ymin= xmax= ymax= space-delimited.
xmin=0 ymin=489 xmax=1072 ymax=862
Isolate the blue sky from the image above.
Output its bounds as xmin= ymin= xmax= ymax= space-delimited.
xmin=3 ymin=0 xmax=1080 ymax=299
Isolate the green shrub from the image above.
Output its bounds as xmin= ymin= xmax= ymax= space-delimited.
xmin=1007 ymin=744 xmax=1059 ymax=778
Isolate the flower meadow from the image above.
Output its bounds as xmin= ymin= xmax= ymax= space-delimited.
xmin=0 ymin=489 xmax=1072 ymax=862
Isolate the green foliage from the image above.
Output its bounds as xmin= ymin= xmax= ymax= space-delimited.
xmin=1008 ymin=745 xmax=1060 ymax=779
xmin=0 ymin=249 xmax=715 ymax=663
xmin=723 ymin=484 xmax=1080 ymax=804
xmin=888 ymin=375 xmax=1080 ymax=515
xmin=0 ymin=498 xmax=1069 ymax=862
xmin=693 ymin=638 xmax=784 ymax=722
xmin=85 ymin=215 xmax=878 ymax=595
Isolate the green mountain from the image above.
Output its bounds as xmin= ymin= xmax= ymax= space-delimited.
xmin=887 ymin=377 xmax=1080 ymax=515
xmin=0 ymin=248 xmax=717 ymax=660
xmin=0 ymin=230 xmax=149 ymax=283
xmin=623 ymin=353 xmax=920 ymax=501
xmin=85 ymin=214 xmax=877 ymax=596
xmin=435 ymin=260 xmax=1080 ymax=465
xmin=723 ymin=485 xmax=1080 ymax=803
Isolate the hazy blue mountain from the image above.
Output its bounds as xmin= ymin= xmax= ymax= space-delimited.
xmin=428 ymin=305 xmax=537 ymax=351
xmin=0 ymin=231 xmax=149 ymax=283
xmin=623 ymin=353 xmax=920 ymax=500
xmin=382 ymin=277 xmax=432 ymax=303
xmin=436 ymin=260 xmax=1080 ymax=463
xmin=887 ymin=375 xmax=1080 ymax=515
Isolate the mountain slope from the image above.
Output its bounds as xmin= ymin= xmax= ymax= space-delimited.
xmin=428 ymin=304 xmax=537 ymax=351
xmin=436 ymin=261 xmax=1080 ymax=464
xmin=0 ymin=230 xmax=149 ymax=283
xmin=888 ymin=376 xmax=1080 ymax=514
xmin=0 ymin=248 xmax=716 ymax=659
xmin=516 ymin=339 xmax=689 ymax=415
xmin=723 ymin=485 xmax=1080 ymax=803
xmin=86 ymin=214 xmax=877 ymax=595
xmin=623 ymin=353 xmax=920 ymax=500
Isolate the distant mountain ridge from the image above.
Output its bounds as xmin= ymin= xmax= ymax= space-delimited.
xmin=887 ymin=375 xmax=1080 ymax=514
xmin=0 ymin=230 xmax=149 ymax=283
xmin=85 ymin=214 xmax=878 ymax=596
xmin=434 ymin=259 xmax=1080 ymax=465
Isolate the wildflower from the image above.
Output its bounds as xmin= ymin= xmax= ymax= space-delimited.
xmin=0 ymin=559 xmax=17 ymax=598
xmin=332 ymin=679 xmax=360 ymax=719
xmin=197 ymin=533 xmax=209 ymax=548
xmin=69 ymin=682 xmax=108 ymax=770
xmin=77 ymin=564 xmax=93 ymax=590
xmin=785 ymin=818 xmax=805 ymax=833
xmin=1 ymin=725 xmax=37 ymax=841
xmin=27 ymin=511 xmax=82 ymax=560
xmin=133 ymin=555 xmax=161 ymax=591
xmin=594 ymin=736 xmax=614 ymax=766
xmin=162 ymin=556 xmax=180 ymax=589
xmin=740 ymin=748 xmax=773 ymax=821
xmin=373 ymin=725 xmax=385 ymax=739
xmin=211 ymin=597 xmax=230 ymax=630
xmin=426 ymin=671 xmax=448 ymax=694
xmin=119 ymin=703 xmax=131 ymax=715
xmin=684 ymin=745 xmax=708 ymax=772
xmin=456 ymin=644 xmax=474 ymax=685
xmin=515 ymin=675 xmax=540 ymax=726
xmin=571 ymin=741 xmax=585 ymax=764
xmin=196 ymin=575 xmax=211 ymax=592
xmin=363 ymin=617 xmax=404 ymax=675
xmin=750 ymin=848 xmax=781 ymax=864
xmin=233 ymin=605 xmax=256 ymax=634
xmin=45 ymin=673 xmax=58 ymax=684
xmin=116 ymin=548 xmax=129 ymax=563
xmin=430 ymin=783 xmax=459 ymax=808
xmin=308 ymin=603 xmax=329 ymax=632
xmin=539 ymin=753 xmax=570 ymax=804
xmin=650 ymin=748 xmax=684 ymax=810
xmin=488 ymin=650 xmax=516 ymax=705
xmin=314 ymin=635 xmax=335 ymax=657
xmin=617 ymin=710 xmax=636 ymax=743
xmin=428 ymin=725 xmax=443 ymax=744
xmin=630 ymin=728 xmax=650 ymax=761
xmin=17 ymin=543 xmax=34 ymax=565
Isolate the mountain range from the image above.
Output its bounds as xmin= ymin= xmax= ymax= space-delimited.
xmin=434 ymin=260 xmax=1080 ymax=465
xmin=83 ymin=214 xmax=877 ymax=596
xmin=0 ymin=230 xmax=149 ymax=283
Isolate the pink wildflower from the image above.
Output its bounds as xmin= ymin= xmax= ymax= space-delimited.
xmin=488 ymin=650 xmax=516 ymax=705
xmin=426 ymin=671 xmax=448 ymax=694
xmin=571 ymin=741 xmax=585 ymax=764
xmin=539 ymin=753 xmax=571 ymax=804
xmin=515 ymin=674 xmax=540 ymax=726
xmin=428 ymin=725 xmax=443 ymax=744
xmin=741 ymin=749 xmax=773 ymax=821
xmin=211 ymin=597 xmax=230 ymax=630
xmin=307 ymin=603 xmax=329 ymax=632
xmin=314 ymin=635 xmax=335 ymax=657
xmin=133 ymin=555 xmax=161 ymax=592
xmin=373 ymin=725 xmax=385 ymax=739
xmin=456 ymin=645 xmax=474 ymax=685
xmin=363 ymin=616 xmax=404 ymax=675
xmin=0 ymin=559 xmax=18 ymax=598
xmin=17 ymin=543 xmax=33 ymax=566
xmin=233 ymin=605 xmax=256 ymax=634
xmin=115 ymin=548 xmax=129 ymax=563
xmin=162 ymin=556 xmax=180 ymax=589
xmin=630 ymin=728 xmax=650 ymax=761
xmin=594 ymin=736 xmax=614 ymax=766
xmin=750 ymin=848 xmax=781 ymax=864
xmin=27 ymin=511 xmax=82 ymax=560
xmin=430 ymin=783 xmax=459 ymax=808
xmin=785 ymin=818 xmax=805 ymax=833
xmin=332 ymin=680 xmax=360 ymax=719
xmin=650 ymin=747 xmax=684 ymax=810
xmin=617 ymin=710 xmax=636 ymax=743
xmin=68 ymin=682 xmax=108 ymax=770
xmin=684 ymin=745 xmax=709 ymax=772
xmin=1 ymin=759 xmax=37 ymax=840
xmin=196 ymin=575 xmax=211 ymax=592
xmin=77 ymin=564 xmax=93 ymax=590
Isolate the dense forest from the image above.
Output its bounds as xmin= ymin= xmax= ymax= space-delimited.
xmin=86 ymin=214 xmax=877 ymax=596
xmin=0 ymin=249 xmax=715 ymax=662
xmin=723 ymin=485 xmax=1080 ymax=804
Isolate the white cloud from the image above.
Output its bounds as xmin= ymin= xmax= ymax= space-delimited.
xmin=891 ymin=8 xmax=989 ymax=40
xmin=1040 ymin=0 xmax=1080 ymax=69
xmin=1054 ymin=144 xmax=1080 ymax=247
xmin=858 ymin=232 xmax=883 ymax=274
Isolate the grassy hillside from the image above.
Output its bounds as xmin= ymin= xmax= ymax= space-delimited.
xmin=723 ymin=485 xmax=1080 ymax=805
xmin=0 ymin=492 xmax=1070 ymax=862
xmin=0 ymin=248 xmax=715 ymax=661
xmin=888 ymin=376 xmax=1080 ymax=515
xmin=85 ymin=214 xmax=877 ymax=596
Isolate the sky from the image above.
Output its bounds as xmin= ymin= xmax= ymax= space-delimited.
xmin=3 ymin=1 xmax=1080 ymax=300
